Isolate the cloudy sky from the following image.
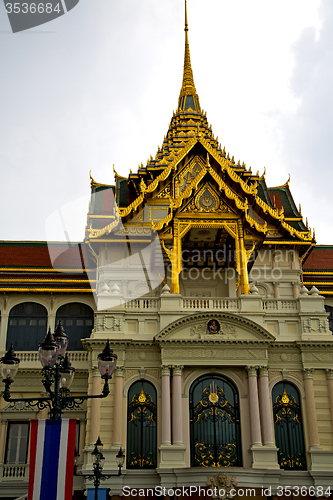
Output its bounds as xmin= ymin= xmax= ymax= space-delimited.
xmin=1 ymin=0 xmax=332 ymax=244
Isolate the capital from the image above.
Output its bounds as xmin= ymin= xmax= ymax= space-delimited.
xmin=92 ymin=366 xmax=101 ymax=377
xmin=246 ymin=366 xmax=258 ymax=377
xmin=258 ymin=366 xmax=269 ymax=377
xmin=303 ymin=368 xmax=314 ymax=380
xmin=115 ymin=367 xmax=124 ymax=377
xmin=325 ymin=369 xmax=333 ymax=380
xmin=172 ymin=365 xmax=184 ymax=376
xmin=161 ymin=365 xmax=171 ymax=376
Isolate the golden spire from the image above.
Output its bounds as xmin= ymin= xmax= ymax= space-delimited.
xmin=177 ymin=0 xmax=201 ymax=113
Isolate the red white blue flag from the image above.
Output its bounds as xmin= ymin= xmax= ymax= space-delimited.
xmin=28 ymin=419 xmax=76 ymax=500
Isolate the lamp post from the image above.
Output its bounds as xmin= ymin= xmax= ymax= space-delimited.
xmin=0 ymin=321 xmax=117 ymax=419
xmin=74 ymin=437 xmax=125 ymax=500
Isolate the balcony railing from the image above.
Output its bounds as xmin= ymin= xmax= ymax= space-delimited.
xmin=262 ymin=299 xmax=298 ymax=311
xmin=121 ymin=296 xmax=300 ymax=313
xmin=17 ymin=351 xmax=88 ymax=363
xmin=1 ymin=463 xmax=28 ymax=480
xmin=125 ymin=298 xmax=159 ymax=310
xmin=182 ymin=298 xmax=240 ymax=311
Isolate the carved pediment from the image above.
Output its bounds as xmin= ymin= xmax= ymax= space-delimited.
xmin=155 ymin=312 xmax=275 ymax=343
xmin=179 ymin=182 xmax=236 ymax=215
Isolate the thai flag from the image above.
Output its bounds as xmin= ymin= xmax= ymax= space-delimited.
xmin=28 ymin=419 xmax=76 ymax=500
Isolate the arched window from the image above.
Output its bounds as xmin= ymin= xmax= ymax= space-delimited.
xmin=325 ymin=305 xmax=333 ymax=333
xmin=272 ymin=381 xmax=306 ymax=470
xmin=7 ymin=302 xmax=47 ymax=350
xmin=127 ymin=380 xmax=157 ymax=469
xmin=55 ymin=303 xmax=94 ymax=350
xmin=189 ymin=374 xmax=242 ymax=467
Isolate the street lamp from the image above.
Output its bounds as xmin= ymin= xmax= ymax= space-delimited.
xmin=0 ymin=322 xmax=117 ymax=419
xmin=74 ymin=437 xmax=125 ymax=500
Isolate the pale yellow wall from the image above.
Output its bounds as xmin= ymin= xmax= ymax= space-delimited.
xmin=313 ymin=369 xmax=333 ymax=450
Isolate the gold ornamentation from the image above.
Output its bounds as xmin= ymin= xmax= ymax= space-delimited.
xmin=138 ymin=388 xmax=147 ymax=403
xmin=281 ymin=389 xmax=290 ymax=404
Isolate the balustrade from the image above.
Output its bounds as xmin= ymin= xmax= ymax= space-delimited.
xmin=2 ymin=464 xmax=27 ymax=479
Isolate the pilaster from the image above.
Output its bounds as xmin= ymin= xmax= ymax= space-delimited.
xmin=89 ymin=367 xmax=102 ymax=444
xmin=258 ymin=366 xmax=279 ymax=469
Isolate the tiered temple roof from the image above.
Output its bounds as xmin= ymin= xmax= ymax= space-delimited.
xmin=85 ymin=0 xmax=314 ymax=260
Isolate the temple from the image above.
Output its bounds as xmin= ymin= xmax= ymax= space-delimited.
xmin=1 ymin=1 xmax=333 ymax=498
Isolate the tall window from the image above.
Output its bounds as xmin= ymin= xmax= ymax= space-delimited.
xmin=272 ymin=382 xmax=306 ymax=470
xmin=55 ymin=303 xmax=94 ymax=350
xmin=189 ymin=374 xmax=242 ymax=467
xmin=5 ymin=422 xmax=30 ymax=464
xmin=127 ymin=380 xmax=157 ymax=469
xmin=7 ymin=302 xmax=47 ymax=350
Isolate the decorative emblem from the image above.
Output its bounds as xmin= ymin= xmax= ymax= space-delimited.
xmin=207 ymin=472 xmax=238 ymax=500
xmin=281 ymin=388 xmax=290 ymax=404
xmin=138 ymin=388 xmax=147 ymax=403
xmin=207 ymin=319 xmax=220 ymax=334
xmin=198 ymin=189 xmax=216 ymax=210
xmin=209 ymin=381 xmax=219 ymax=404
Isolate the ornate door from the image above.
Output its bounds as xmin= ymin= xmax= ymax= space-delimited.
xmin=127 ymin=380 xmax=157 ymax=468
xmin=272 ymin=382 xmax=306 ymax=469
xmin=189 ymin=374 xmax=242 ymax=467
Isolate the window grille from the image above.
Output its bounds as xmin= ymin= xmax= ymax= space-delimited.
xmin=127 ymin=380 xmax=157 ymax=469
xmin=272 ymin=382 xmax=306 ymax=470
xmin=189 ymin=374 xmax=242 ymax=467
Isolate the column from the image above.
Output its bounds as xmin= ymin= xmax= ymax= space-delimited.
xmin=0 ymin=420 xmax=7 ymax=462
xmin=0 ymin=309 xmax=8 ymax=352
xmin=292 ymin=281 xmax=300 ymax=299
xmin=273 ymin=282 xmax=280 ymax=299
xmin=172 ymin=365 xmax=183 ymax=444
xmin=303 ymin=369 xmax=320 ymax=448
xmin=326 ymin=369 xmax=333 ymax=430
xmin=161 ymin=365 xmax=171 ymax=445
xmin=112 ymin=367 xmax=124 ymax=446
xmin=89 ymin=368 xmax=102 ymax=444
xmin=237 ymin=220 xmax=249 ymax=295
xmin=247 ymin=366 xmax=262 ymax=446
xmin=170 ymin=236 xmax=181 ymax=295
xmin=258 ymin=367 xmax=274 ymax=445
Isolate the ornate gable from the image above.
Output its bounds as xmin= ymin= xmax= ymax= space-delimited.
xmin=155 ymin=312 xmax=276 ymax=343
xmin=179 ymin=182 xmax=236 ymax=215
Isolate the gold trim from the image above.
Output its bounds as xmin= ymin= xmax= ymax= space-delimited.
xmin=0 ymin=279 xmax=95 ymax=283
xmin=0 ymin=288 xmax=94 ymax=292
xmin=149 ymin=207 xmax=168 ymax=221
xmin=303 ymin=272 xmax=333 ymax=275
xmin=280 ymin=220 xmax=312 ymax=241
xmin=113 ymin=164 xmax=128 ymax=180
xmin=269 ymin=174 xmax=291 ymax=190
xmin=152 ymin=211 xmax=173 ymax=231
xmin=88 ymin=213 xmax=120 ymax=239
xmin=263 ymin=241 xmax=313 ymax=246
xmin=0 ymin=268 xmax=93 ymax=272
xmin=303 ymin=282 xmax=333 ymax=286
xmin=88 ymin=215 xmax=115 ymax=219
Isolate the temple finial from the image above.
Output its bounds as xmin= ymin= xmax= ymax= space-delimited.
xmin=185 ymin=0 xmax=188 ymax=33
xmin=177 ymin=0 xmax=201 ymax=113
